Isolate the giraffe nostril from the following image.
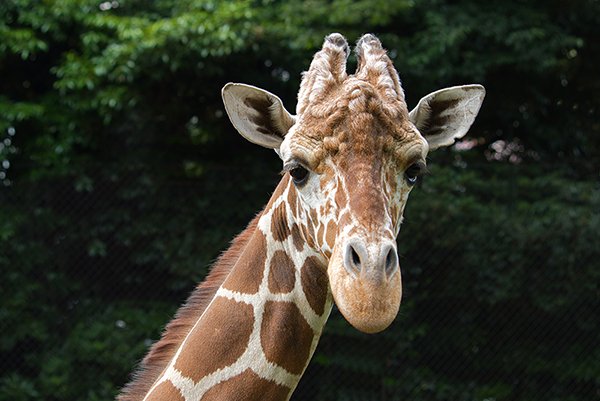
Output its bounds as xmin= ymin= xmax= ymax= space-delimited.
xmin=343 ymin=242 xmax=364 ymax=276
xmin=384 ymin=245 xmax=399 ymax=276
xmin=351 ymin=246 xmax=361 ymax=267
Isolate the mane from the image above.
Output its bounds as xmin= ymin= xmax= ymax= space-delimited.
xmin=117 ymin=213 xmax=261 ymax=401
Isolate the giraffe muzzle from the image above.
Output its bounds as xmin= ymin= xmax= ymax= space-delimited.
xmin=329 ymin=239 xmax=402 ymax=334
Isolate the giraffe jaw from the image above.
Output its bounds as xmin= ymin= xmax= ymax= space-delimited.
xmin=327 ymin=245 xmax=402 ymax=333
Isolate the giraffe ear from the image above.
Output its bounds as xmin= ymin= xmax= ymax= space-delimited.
xmin=222 ymin=83 xmax=296 ymax=149
xmin=409 ymin=85 xmax=485 ymax=150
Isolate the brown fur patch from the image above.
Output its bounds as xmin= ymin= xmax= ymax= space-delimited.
xmin=271 ymin=202 xmax=290 ymax=242
xmin=117 ymin=214 xmax=261 ymax=401
xmin=286 ymin=181 xmax=298 ymax=211
xmin=335 ymin=178 xmax=347 ymax=207
xmin=316 ymin=223 xmax=325 ymax=247
xmin=325 ymin=220 xmax=336 ymax=250
xmin=301 ymin=256 xmax=329 ymax=316
xmin=222 ymin=230 xmax=267 ymax=294
xmin=268 ymin=250 xmax=296 ymax=293
xmin=260 ymin=301 xmax=314 ymax=375
xmin=201 ymin=369 xmax=291 ymax=401
xmin=290 ymin=223 xmax=304 ymax=252
xmin=309 ymin=208 xmax=318 ymax=226
xmin=173 ymin=297 xmax=254 ymax=382
xmin=145 ymin=381 xmax=185 ymax=401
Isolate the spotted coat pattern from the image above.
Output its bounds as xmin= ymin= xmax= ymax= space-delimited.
xmin=140 ymin=176 xmax=335 ymax=401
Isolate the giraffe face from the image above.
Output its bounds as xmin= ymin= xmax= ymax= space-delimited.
xmin=277 ymin=78 xmax=428 ymax=333
xmin=222 ymin=33 xmax=485 ymax=333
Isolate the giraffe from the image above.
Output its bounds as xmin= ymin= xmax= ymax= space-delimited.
xmin=117 ymin=33 xmax=485 ymax=401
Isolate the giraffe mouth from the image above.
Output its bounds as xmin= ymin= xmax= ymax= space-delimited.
xmin=327 ymin=244 xmax=402 ymax=333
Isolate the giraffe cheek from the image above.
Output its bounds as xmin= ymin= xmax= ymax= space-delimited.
xmin=327 ymin=246 xmax=402 ymax=334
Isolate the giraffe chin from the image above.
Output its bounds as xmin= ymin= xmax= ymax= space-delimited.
xmin=327 ymin=246 xmax=402 ymax=334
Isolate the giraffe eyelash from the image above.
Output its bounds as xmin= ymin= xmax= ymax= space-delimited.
xmin=281 ymin=159 xmax=309 ymax=175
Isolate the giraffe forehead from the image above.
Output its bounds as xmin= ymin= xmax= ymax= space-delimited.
xmin=287 ymin=80 xmax=425 ymax=171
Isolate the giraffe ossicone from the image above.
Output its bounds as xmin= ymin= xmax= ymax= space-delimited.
xmin=118 ymin=33 xmax=485 ymax=401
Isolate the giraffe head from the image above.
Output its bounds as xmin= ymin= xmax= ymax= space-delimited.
xmin=222 ymin=33 xmax=484 ymax=333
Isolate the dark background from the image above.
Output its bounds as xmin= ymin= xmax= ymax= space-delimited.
xmin=1 ymin=1 xmax=598 ymax=400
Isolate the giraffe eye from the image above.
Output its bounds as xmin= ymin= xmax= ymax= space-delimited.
xmin=405 ymin=163 xmax=423 ymax=186
xmin=290 ymin=166 xmax=309 ymax=186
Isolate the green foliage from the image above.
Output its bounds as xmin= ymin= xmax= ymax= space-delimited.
xmin=1 ymin=0 xmax=598 ymax=400
xmin=36 ymin=303 xmax=173 ymax=401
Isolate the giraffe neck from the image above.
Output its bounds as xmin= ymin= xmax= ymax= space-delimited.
xmin=143 ymin=176 xmax=333 ymax=401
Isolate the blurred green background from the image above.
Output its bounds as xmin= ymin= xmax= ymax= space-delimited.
xmin=1 ymin=0 xmax=598 ymax=400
